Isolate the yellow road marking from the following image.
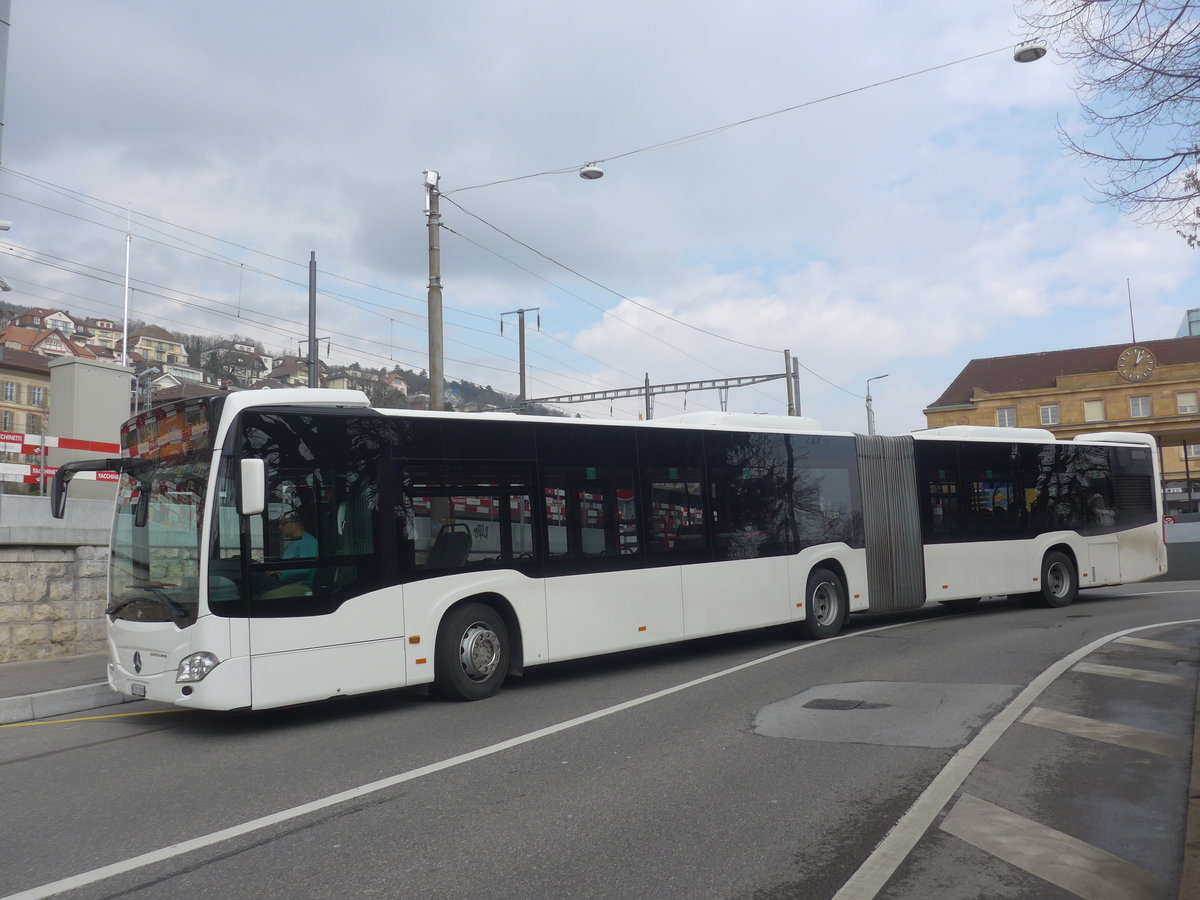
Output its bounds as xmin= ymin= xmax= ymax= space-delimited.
xmin=0 ymin=708 xmax=190 ymax=727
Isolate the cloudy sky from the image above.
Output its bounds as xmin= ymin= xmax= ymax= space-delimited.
xmin=2 ymin=1 xmax=1196 ymax=434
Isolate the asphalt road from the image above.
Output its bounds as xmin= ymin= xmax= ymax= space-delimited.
xmin=3 ymin=583 xmax=1199 ymax=899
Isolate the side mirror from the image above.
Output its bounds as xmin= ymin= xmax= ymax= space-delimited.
xmin=50 ymin=457 xmax=125 ymax=519
xmin=239 ymin=459 xmax=266 ymax=516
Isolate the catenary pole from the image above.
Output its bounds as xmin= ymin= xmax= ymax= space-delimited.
xmin=425 ymin=171 xmax=444 ymax=411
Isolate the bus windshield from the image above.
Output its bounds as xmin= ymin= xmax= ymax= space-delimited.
xmin=108 ymin=401 xmax=213 ymax=628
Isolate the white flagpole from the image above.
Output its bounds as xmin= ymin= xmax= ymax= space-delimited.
xmin=121 ymin=204 xmax=131 ymax=366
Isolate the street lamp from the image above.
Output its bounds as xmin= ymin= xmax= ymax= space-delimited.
xmin=1013 ymin=40 xmax=1047 ymax=63
xmin=865 ymin=373 xmax=889 ymax=435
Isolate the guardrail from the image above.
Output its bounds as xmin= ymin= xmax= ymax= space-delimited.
xmin=0 ymin=431 xmax=120 ymax=484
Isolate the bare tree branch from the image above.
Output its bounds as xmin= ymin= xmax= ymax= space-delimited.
xmin=1019 ymin=0 xmax=1200 ymax=242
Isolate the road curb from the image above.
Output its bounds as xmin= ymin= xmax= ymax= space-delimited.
xmin=0 ymin=683 xmax=138 ymax=725
xmin=1180 ymin=664 xmax=1200 ymax=900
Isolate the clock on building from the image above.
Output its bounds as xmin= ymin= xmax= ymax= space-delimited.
xmin=1116 ymin=345 xmax=1156 ymax=382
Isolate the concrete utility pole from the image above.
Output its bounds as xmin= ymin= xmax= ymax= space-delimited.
xmin=784 ymin=350 xmax=795 ymax=416
xmin=501 ymin=307 xmax=539 ymax=413
xmin=425 ymin=170 xmax=444 ymax=411
xmin=307 ymin=251 xmax=319 ymax=387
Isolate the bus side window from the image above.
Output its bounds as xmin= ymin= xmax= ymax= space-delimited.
xmin=401 ymin=462 xmax=534 ymax=571
xmin=543 ymin=468 xmax=638 ymax=561
xmin=645 ymin=470 xmax=706 ymax=558
xmin=956 ymin=443 xmax=1024 ymax=538
xmin=915 ymin=441 xmax=961 ymax=541
xmin=638 ymin=429 xmax=708 ymax=561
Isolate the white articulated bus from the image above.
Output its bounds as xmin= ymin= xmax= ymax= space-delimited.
xmin=52 ymin=389 xmax=1166 ymax=711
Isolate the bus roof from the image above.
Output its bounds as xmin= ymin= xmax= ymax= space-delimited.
xmin=194 ymin=391 xmax=1158 ymax=451
xmin=915 ymin=425 xmax=1057 ymax=442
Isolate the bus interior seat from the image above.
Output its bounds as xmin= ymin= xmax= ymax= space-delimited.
xmin=427 ymin=523 xmax=472 ymax=568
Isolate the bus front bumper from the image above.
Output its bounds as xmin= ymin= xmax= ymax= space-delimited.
xmin=109 ymin=654 xmax=252 ymax=711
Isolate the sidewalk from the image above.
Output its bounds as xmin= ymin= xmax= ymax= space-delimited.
xmin=0 ymin=652 xmax=134 ymax=724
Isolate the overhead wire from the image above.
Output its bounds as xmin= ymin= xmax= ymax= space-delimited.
xmin=0 ymin=171 xmax=637 ymax=404
xmin=448 ymin=45 xmax=1013 ymax=194
xmin=443 ymin=196 xmax=783 ymax=355
xmin=0 ymin=240 xmax=653 ymax=411
xmin=441 ymin=201 xmax=782 ymax=407
xmin=1 ymin=168 xmax=761 ymax=410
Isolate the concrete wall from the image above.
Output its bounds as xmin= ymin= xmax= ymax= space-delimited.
xmin=0 ymin=495 xmax=111 ymax=663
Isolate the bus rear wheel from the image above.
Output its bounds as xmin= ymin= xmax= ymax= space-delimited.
xmin=433 ymin=602 xmax=510 ymax=701
xmin=799 ymin=567 xmax=847 ymax=640
xmin=1031 ymin=551 xmax=1078 ymax=609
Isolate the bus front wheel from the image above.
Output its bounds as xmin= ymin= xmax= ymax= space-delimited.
xmin=799 ymin=568 xmax=847 ymax=640
xmin=1031 ymin=551 xmax=1078 ymax=609
xmin=433 ymin=602 xmax=510 ymax=701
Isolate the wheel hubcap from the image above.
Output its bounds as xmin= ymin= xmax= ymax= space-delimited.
xmin=460 ymin=623 xmax=500 ymax=681
xmin=1047 ymin=563 xmax=1068 ymax=597
xmin=811 ymin=582 xmax=838 ymax=625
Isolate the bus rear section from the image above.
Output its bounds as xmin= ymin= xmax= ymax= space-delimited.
xmin=908 ymin=427 xmax=1164 ymax=607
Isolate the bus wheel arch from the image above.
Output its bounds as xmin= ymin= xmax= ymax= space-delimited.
xmin=432 ymin=594 xmax=521 ymax=701
xmin=799 ymin=563 xmax=848 ymax=640
xmin=1029 ymin=546 xmax=1079 ymax=608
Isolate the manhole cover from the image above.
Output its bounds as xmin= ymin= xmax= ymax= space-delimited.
xmin=803 ymin=698 xmax=889 ymax=711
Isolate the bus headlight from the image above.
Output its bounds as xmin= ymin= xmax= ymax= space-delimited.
xmin=177 ymin=652 xmax=220 ymax=683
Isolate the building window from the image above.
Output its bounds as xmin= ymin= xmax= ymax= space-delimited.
xmin=1083 ymin=400 xmax=1105 ymax=423
xmin=1185 ymin=444 xmax=1200 ymax=459
xmin=28 ymin=386 xmax=45 ymax=407
xmin=2 ymin=382 xmax=14 ymax=402
xmin=1178 ymin=391 xmax=1199 ymax=415
xmin=1 ymin=411 xmax=11 ymax=431
xmin=996 ymin=407 xmax=1016 ymax=428
xmin=1039 ymin=404 xmax=1060 ymax=426
xmin=26 ymin=413 xmax=42 ymax=433
xmin=1130 ymin=395 xmax=1152 ymax=418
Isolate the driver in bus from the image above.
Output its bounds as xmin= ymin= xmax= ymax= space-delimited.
xmin=268 ymin=512 xmax=318 ymax=587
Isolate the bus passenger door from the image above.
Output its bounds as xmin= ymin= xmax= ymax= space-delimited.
xmin=235 ymin=410 xmax=404 ymax=709
xmin=246 ymin=472 xmax=403 ymax=708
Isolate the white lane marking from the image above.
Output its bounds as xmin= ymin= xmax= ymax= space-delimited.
xmin=940 ymin=793 xmax=1170 ymax=900
xmin=1115 ymin=636 xmax=1192 ymax=654
xmin=831 ymin=618 xmax=1200 ymax=900
xmin=1119 ymin=590 xmax=1200 ymax=597
xmin=3 ymin=620 xmax=914 ymax=900
xmin=1072 ymin=660 xmax=1189 ymax=687
xmin=1021 ymin=706 xmax=1189 ymax=760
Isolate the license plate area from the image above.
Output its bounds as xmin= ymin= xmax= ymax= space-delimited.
xmin=129 ymin=683 xmax=147 ymax=697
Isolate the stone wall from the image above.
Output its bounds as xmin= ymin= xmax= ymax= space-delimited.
xmin=0 ymin=543 xmax=108 ymax=662
xmin=0 ymin=494 xmax=112 ymax=663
